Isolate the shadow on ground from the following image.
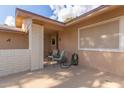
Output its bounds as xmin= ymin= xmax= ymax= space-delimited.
xmin=0 ymin=64 xmax=124 ymax=88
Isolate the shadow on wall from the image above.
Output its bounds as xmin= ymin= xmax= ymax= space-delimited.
xmin=78 ymin=31 xmax=124 ymax=76
xmin=78 ymin=50 xmax=124 ymax=77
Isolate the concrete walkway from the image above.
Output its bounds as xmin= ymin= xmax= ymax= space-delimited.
xmin=0 ymin=65 xmax=124 ymax=88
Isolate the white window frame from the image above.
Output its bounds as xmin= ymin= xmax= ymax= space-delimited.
xmin=78 ymin=16 xmax=124 ymax=52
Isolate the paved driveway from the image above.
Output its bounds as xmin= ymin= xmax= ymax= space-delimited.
xmin=0 ymin=65 xmax=124 ymax=88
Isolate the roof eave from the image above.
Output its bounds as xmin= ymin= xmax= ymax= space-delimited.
xmin=15 ymin=5 xmax=121 ymax=28
xmin=16 ymin=8 xmax=65 ymax=28
xmin=65 ymin=5 xmax=120 ymax=26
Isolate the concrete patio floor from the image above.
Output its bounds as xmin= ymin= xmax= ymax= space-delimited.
xmin=0 ymin=64 xmax=124 ymax=88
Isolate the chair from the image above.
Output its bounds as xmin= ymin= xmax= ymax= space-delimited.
xmin=48 ymin=49 xmax=60 ymax=59
xmin=52 ymin=50 xmax=66 ymax=63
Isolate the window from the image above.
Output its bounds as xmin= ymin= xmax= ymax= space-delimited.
xmin=78 ymin=20 xmax=119 ymax=51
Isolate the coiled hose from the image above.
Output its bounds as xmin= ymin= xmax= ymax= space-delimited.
xmin=60 ymin=53 xmax=78 ymax=68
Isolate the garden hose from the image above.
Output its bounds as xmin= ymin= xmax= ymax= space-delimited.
xmin=60 ymin=53 xmax=78 ymax=68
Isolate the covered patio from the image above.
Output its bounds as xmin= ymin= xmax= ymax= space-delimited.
xmin=0 ymin=65 xmax=124 ymax=88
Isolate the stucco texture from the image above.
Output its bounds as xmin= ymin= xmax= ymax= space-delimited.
xmin=58 ymin=6 xmax=124 ymax=77
xmin=0 ymin=31 xmax=28 ymax=49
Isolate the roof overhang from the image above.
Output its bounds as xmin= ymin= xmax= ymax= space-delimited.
xmin=65 ymin=5 xmax=120 ymax=26
xmin=0 ymin=25 xmax=26 ymax=34
xmin=16 ymin=5 xmax=122 ymax=30
xmin=16 ymin=8 xmax=65 ymax=31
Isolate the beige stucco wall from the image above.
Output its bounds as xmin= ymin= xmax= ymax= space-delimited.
xmin=58 ymin=7 xmax=124 ymax=76
xmin=44 ymin=33 xmax=51 ymax=57
xmin=59 ymin=24 xmax=124 ymax=77
xmin=58 ymin=27 xmax=78 ymax=59
xmin=0 ymin=31 xmax=28 ymax=49
xmin=78 ymin=51 xmax=124 ymax=76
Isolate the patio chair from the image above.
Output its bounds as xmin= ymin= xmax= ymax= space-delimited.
xmin=48 ymin=49 xmax=60 ymax=59
xmin=52 ymin=50 xmax=66 ymax=64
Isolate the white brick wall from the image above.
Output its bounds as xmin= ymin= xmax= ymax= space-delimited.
xmin=0 ymin=49 xmax=31 ymax=77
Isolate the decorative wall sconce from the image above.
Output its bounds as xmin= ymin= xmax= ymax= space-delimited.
xmin=6 ymin=38 xmax=11 ymax=42
xmin=51 ymin=36 xmax=56 ymax=46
